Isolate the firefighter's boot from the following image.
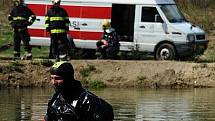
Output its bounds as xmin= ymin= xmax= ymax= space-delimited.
xmin=21 ymin=52 xmax=32 ymax=60
xmin=13 ymin=51 xmax=21 ymax=60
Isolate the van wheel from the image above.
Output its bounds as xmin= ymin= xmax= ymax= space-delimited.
xmin=155 ymin=43 xmax=176 ymax=60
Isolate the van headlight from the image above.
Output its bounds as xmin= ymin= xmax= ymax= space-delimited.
xmin=187 ymin=34 xmax=195 ymax=42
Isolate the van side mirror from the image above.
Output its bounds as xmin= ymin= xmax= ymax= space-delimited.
xmin=155 ymin=14 xmax=163 ymax=23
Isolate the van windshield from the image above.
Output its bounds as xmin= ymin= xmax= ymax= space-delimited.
xmin=160 ymin=5 xmax=186 ymax=23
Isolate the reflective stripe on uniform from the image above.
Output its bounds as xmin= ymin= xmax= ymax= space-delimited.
xmin=13 ymin=16 xmax=28 ymax=20
xmin=50 ymin=17 xmax=65 ymax=21
xmin=52 ymin=61 xmax=67 ymax=68
xmin=45 ymin=16 xmax=50 ymax=21
xmin=45 ymin=24 xmax=49 ymax=28
xmin=50 ymin=29 xmax=66 ymax=33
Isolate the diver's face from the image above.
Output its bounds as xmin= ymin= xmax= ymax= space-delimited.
xmin=50 ymin=75 xmax=64 ymax=85
xmin=50 ymin=75 xmax=64 ymax=92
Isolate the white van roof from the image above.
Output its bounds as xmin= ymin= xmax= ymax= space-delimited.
xmin=62 ymin=0 xmax=176 ymax=5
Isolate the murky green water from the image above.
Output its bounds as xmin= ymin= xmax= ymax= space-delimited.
xmin=0 ymin=88 xmax=215 ymax=121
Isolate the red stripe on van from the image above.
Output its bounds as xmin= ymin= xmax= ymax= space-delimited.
xmin=27 ymin=4 xmax=46 ymax=16
xmin=79 ymin=31 xmax=102 ymax=40
xmin=80 ymin=6 xmax=111 ymax=19
xmin=27 ymin=4 xmax=111 ymax=19
xmin=69 ymin=31 xmax=103 ymax=40
xmin=28 ymin=29 xmax=46 ymax=37
xmin=28 ymin=29 xmax=102 ymax=40
xmin=68 ymin=31 xmax=80 ymax=39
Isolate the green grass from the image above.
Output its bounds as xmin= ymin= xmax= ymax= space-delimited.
xmin=136 ymin=75 xmax=147 ymax=86
xmin=0 ymin=26 xmax=13 ymax=49
xmin=0 ymin=31 xmax=13 ymax=43
xmin=137 ymin=75 xmax=146 ymax=81
xmin=31 ymin=47 xmax=50 ymax=58
xmin=0 ymin=25 xmax=50 ymax=59
xmin=89 ymin=80 xmax=106 ymax=89
xmin=0 ymin=46 xmax=50 ymax=59
xmin=198 ymin=51 xmax=215 ymax=62
xmin=79 ymin=64 xmax=96 ymax=78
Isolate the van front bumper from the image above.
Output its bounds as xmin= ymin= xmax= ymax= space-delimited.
xmin=175 ymin=40 xmax=209 ymax=57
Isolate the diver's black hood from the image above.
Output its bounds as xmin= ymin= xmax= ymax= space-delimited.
xmin=50 ymin=61 xmax=85 ymax=100
xmin=50 ymin=61 xmax=74 ymax=80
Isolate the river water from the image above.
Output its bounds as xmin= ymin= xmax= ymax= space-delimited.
xmin=0 ymin=88 xmax=215 ymax=121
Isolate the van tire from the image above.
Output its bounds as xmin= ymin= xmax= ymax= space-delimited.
xmin=155 ymin=43 xmax=176 ymax=60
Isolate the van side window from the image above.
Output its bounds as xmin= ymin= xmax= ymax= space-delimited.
xmin=141 ymin=7 xmax=160 ymax=22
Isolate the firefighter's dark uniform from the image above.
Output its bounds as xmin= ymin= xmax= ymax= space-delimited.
xmin=97 ymin=28 xmax=120 ymax=59
xmin=8 ymin=3 xmax=36 ymax=59
xmin=45 ymin=5 xmax=70 ymax=60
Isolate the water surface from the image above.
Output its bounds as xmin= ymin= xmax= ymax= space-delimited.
xmin=0 ymin=88 xmax=215 ymax=121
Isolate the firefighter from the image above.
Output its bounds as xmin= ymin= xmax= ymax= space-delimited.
xmin=44 ymin=61 xmax=114 ymax=121
xmin=96 ymin=20 xmax=120 ymax=59
xmin=8 ymin=0 xmax=36 ymax=60
xmin=45 ymin=0 xmax=70 ymax=61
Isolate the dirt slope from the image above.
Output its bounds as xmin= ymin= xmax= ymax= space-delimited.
xmin=72 ymin=60 xmax=215 ymax=88
xmin=1 ymin=60 xmax=215 ymax=88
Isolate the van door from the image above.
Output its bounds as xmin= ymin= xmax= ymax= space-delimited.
xmin=134 ymin=5 xmax=166 ymax=52
xmin=76 ymin=4 xmax=111 ymax=49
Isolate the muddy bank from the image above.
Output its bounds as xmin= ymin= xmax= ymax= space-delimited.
xmin=0 ymin=60 xmax=215 ymax=88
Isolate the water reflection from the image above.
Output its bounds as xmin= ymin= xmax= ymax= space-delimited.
xmin=0 ymin=88 xmax=52 ymax=121
xmin=1 ymin=88 xmax=215 ymax=121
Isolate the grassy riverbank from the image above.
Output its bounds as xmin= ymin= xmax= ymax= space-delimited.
xmin=0 ymin=0 xmax=215 ymax=89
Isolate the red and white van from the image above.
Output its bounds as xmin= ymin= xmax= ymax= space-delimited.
xmin=26 ymin=0 xmax=208 ymax=60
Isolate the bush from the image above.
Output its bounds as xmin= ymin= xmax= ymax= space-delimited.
xmin=89 ymin=80 xmax=106 ymax=89
xmin=79 ymin=64 xmax=96 ymax=77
